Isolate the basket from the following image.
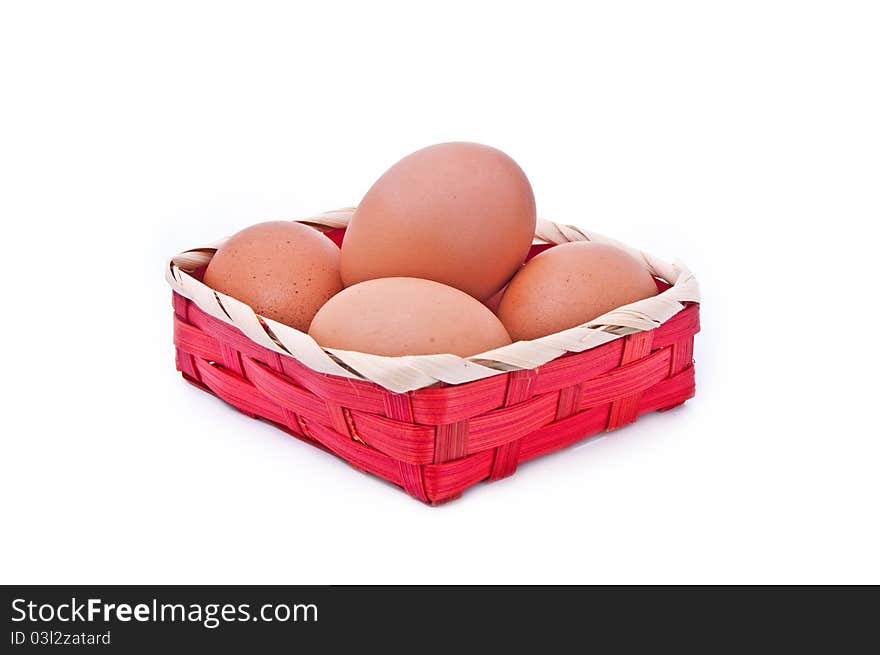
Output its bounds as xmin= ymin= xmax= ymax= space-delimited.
xmin=167 ymin=209 xmax=700 ymax=504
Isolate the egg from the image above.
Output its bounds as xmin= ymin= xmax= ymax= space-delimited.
xmin=308 ymin=277 xmax=512 ymax=357
xmin=497 ymin=241 xmax=658 ymax=341
xmin=340 ymin=142 xmax=536 ymax=301
xmin=203 ymin=221 xmax=342 ymax=331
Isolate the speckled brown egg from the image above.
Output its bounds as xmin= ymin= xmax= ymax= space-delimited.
xmin=340 ymin=142 xmax=537 ymax=301
xmin=497 ymin=241 xmax=658 ymax=341
xmin=308 ymin=277 xmax=512 ymax=357
xmin=203 ymin=221 xmax=342 ymax=331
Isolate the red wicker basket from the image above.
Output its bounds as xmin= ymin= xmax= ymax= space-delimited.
xmin=168 ymin=210 xmax=700 ymax=504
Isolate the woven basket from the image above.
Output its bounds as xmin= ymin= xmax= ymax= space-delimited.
xmin=167 ymin=209 xmax=700 ymax=504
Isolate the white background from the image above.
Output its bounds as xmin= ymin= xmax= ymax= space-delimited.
xmin=1 ymin=1 xmax=878 ymax=584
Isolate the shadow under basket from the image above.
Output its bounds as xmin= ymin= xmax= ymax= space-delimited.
xmin=172 ymin=282 xmax=699 ymax=505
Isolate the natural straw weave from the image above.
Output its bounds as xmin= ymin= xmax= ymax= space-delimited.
xmin=168 ymin=209 xmax=700 ymax=503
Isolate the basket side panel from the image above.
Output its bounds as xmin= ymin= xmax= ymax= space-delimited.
xmin=173 ymin=292 xmax=699 ymax=505
xmin=425 ymin=304 xmax=699 ymax=500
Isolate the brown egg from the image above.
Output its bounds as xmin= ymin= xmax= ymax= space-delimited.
xmin=497 ymin=241 xmax=658 ymax=341
xmin=203 ymin=221 xmax=342 ymax=331
xmin=308 ymin=277 xmax=512 ymax=357
xmin=340 ymin=142 xmax=536 ymax=301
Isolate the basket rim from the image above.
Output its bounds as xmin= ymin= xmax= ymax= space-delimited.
xmin=166 ymin=208 xmax=700 ymax=393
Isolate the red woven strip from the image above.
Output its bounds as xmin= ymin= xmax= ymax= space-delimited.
xmin=350 ymin=410 xmax=435 ymax=464
xmin=245 ymin=328 xmax=299 ymax=436
xmin=396 ymin=464 xmax=427 ymax=502
xmin=284 ymin=367 xmax=384 ymax=413
xmin=488 ymin=445 xmax=520 ymax=485
xmin=504 ymin=369 xmax=536 ymax=405
xmin=279 ymin=356 xmax=388 ymax=414
xmin=519 ymin=404 xmax=612 ymax=463
xmin=488 ymin=369 xmax=537 ymax=480
xmin=381 ymin=391 xmax=428 ymax=501
xmin=424 ymin=450 xmax=495 ymax=500
xmin=280 ymin=407 xmax=303 ymax=441
xmin=175 ymin=348 xmax=200 ymax=383
xmin=383 ymin=392 xmax=414 ymax=422
xmin=607 ymin=331 xmax=655 ymax=430
xmin=193 ymin=358 xmax=285 ymax=423
xmin=555 ymin=383 xmax=583 ymax=420
xmin=172 ymin=298 xmax=203 ymax=382
xmin=469 ymin=393 xmax=558 ymax=452
xmin=240 ymin=357 xmax=329 ymax=424
xmin=306 ymin=421 xmax=403 ymax=487
xmin=323 ymin=399 xmax=353 ymax=438
xmin=410 ymin=376 xmax=507 ymax=424
xmin=581 ymin=347 xmax=671 ymax=409
xmin=434 ymin=421 xmax=469 ymax=463
xmin=531 ymin=339 xmax=624 ymax=395
xmin=670 ymin=337 xmax=694 ymax=376
xmin=621 ymin=330 xmax=654 ymax=364
xmin=643 ymin=366 xmax=695 ymax=413
xmin=174 ymin=317 xmax=223 ymax=362
xmin=220 ymin=344 xmax=245 ymax=377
